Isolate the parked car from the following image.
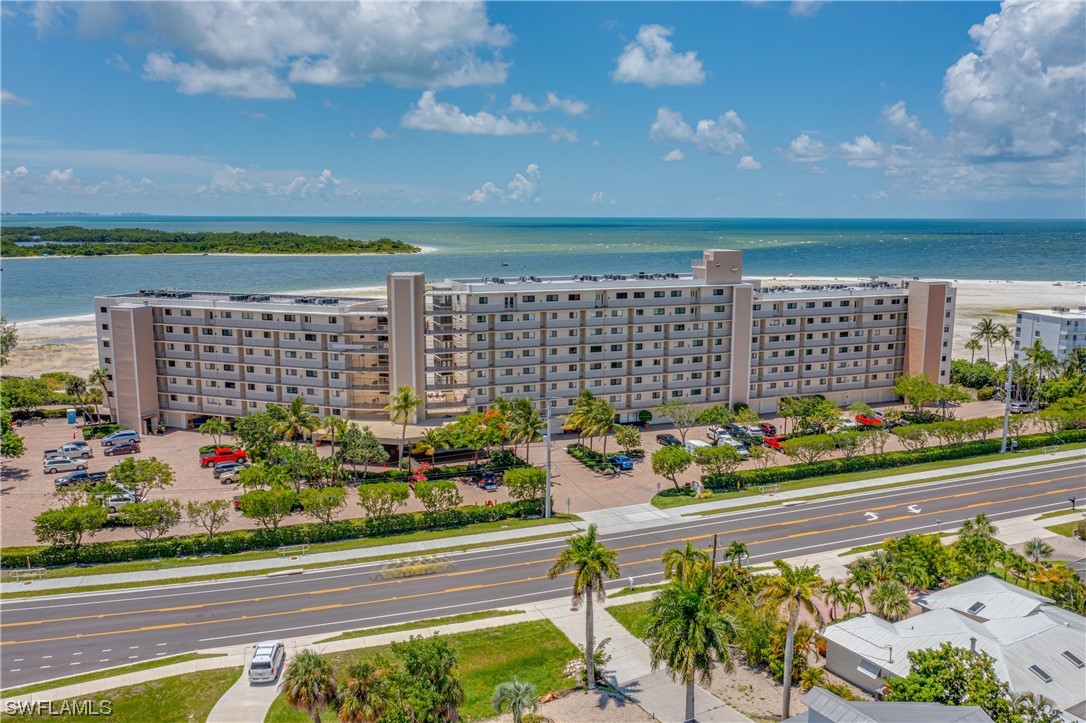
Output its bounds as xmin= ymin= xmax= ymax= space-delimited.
xmin=715 ymin=436 xmax=750 ymax=458
xmin=685 ymin=439 xmax=712 ymax=455
xmin=706 ymin=427 xmax=733 ymax=442
xmin=43 ymin=442 xmax=93 ymax=459
xmin=764 ymin=435 xmax=789 ymax=451
xmin=248 ymin=641 xmax=286 ymax=685
xmin=218 ymin=467 xmax=244 ymax=484
xmin=759 ymin=422 xmax=778 ymax=436
xmin=98 ymin=488 xmax=142 ymax=514
xmin=201 ymin=447 xmax=247 ymax=468
xmin=101 ymin=430 xmax=141 ymax=447
xmin=213 ymin=461 xmax=249 ymax=480
xmin=836 ymin=418 xmax=861 ymax=430
xmin=855 ymin=414 xmax=884 ymax=426
xmin=737 ymin=425 xmax=766 ymax=445
xmin=1009 ymin=402 xmax=1037 ymax=414
xmin=43 ymin=456 xmax=87 ymax=474
xmin=609 ymin=454 xmax=634 ymax=471
xmin=55 ymin=470 xmax=108 ymax=488
xmin=656 ymin=433 xmax=681 ymax=447
xmin=103 ymin=441 xmax=141 ymax=456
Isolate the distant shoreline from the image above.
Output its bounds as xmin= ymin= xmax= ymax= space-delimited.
xmin=1 ymin=245 xmax=438 ymax=259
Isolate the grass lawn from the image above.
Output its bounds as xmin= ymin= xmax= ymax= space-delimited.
xmin=4 ymin=515 xmax=577 ymax=582
xmin=0 ymin=653 xmax=226 ymax=698
xmin=0 ymin=668 xmax=240 ymax=723
xmin=681 ymin=449 xmax=1086 ymax=518
xmin=1045 ymin=519 xmax=1084 ymax=538
xmin=1035 ymin=508 xmax=1083 ymax=521
xmin=1 ymin=528 xmax=575 ymax=601
xmin=265 ymin=620 xmax=578 ymax=722
xmin=607 ymin=601 xmax=653 ymax=641
xmin=609 ymin=583 xmax=666 ymax=599
xmin=317 ymin=609 xmax=524 ymax=643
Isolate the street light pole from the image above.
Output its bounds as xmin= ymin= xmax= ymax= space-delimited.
xmin=544 ymin=404 xmax=553 ymax=519
xmin=1000 ymin=357 xmax=1015 ymax=454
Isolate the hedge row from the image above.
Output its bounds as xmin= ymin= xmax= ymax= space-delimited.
xmin=1 ymin=499 xmax=542 ymax=569
xmin=565 ymin=443 xmax=615 ymax=473
xmin=702 ymin=429 xmax=1086 ymax=490
xmin=82 ymin=423 xmax=121 ymax=440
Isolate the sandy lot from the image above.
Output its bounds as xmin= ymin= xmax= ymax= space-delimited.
xmin=481 ymin=688 xmax=655 ymax=723
xmin=4 ymin=278 xmax=1083 ymax=379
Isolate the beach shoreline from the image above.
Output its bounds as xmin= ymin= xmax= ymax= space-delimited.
xmin=4 ymin=276 xmax=1082 ymax=379
xmin=0 ymin=245 xmax=438 ymax=260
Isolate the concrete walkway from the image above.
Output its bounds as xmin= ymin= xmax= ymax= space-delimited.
xmin=532 ymin=595 xmax=753 ymax=722
xmin=3 ymin=448 xmax=1080 ymax=597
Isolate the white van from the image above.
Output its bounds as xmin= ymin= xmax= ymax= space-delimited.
xmin=685 ymin=439 xmax=712 ymax=455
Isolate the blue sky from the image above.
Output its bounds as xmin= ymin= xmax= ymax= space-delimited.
xmin=2 ymin=1 xmax=1083 ymax=218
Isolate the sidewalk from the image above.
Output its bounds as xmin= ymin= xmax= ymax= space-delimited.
xmin=4 ymin=448 xmax=1080 ymax=596
xmin=532 ymin=596 xmax=753 ymax=722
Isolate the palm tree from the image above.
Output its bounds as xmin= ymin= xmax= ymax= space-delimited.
xmin=413 ymin=427 xmax=447 ymax=466
xmin=282 ymin=649 xmax=338 ymax=723
xmin=275 ymin=397 xmax=321 ymax=445
xmin=646 ymin=572 xmax=738 ymax=723
xmin=491 ymin=677 xmax=538 ymax=723
xmin=88 ymin=367 xmax=110 ymax=423
xmin=757 ymin=560 xmax=824 ymax=720
xmin=1012 ymin=692 xmax=1060 ymax=723
xmin=200 ymin=418 xmax=230 ymax=447
xmin=64 ymin=376 xmax=91 ymax=424
xmin=336 ymin=661 xmax=385 ymax=723
xmin=847 ymin=559 xmax=875 ymax=593
xmin=508 ymin=398 xmax=545 ymax=463
xmin=1024 ymin=537 xmax=1054 ymax=565
xmin=838 ymin=587 xmax=864 ymax=618
xmin=1024 ymin=340 xmax=1059 ymax=381
xmin=868 ymin=580 xmax=911 ymax=621
xmin=964 ymin=337 xmax=982 ymax=364
xmin=726 ymin=540 xmax=749 ymax=568
xmin=973 ymin=317 xmax=997 ymax=362
xmin=547 ymin=524 xmax=620 ymax=691
xmin=993 ymin=324 xmax=1014 ymax=364
xmin=385 ymin=385 xmax=422 ymax=469
xmin=663 ymin=542 xmax=709 ymax=585
xmin=322 ymin=416 xmax=350 ymax=470
xmin=1063 ymin=347 xmax=1086 ymax=377
xmin=590 ymin=398 xmax=618 ymax=455
xmin=821 ymin=578 xmax=846 ymax=621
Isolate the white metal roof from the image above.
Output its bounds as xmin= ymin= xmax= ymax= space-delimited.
xmin=915 ymin=575 xmax=1052 ymax=621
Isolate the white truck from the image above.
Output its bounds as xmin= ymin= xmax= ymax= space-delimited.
xmin=43 ymin=442 xmax=94 ymax=459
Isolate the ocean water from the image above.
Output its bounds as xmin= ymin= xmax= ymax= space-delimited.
xmin=1 ymin=216 xmax=1083 ymax=322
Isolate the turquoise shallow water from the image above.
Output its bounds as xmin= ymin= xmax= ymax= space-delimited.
xmin=1 ymin=216 xmax=1083 ymax=321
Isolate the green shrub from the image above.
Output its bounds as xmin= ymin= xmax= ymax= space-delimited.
xmin=564 ymin=443 xmax=616 ymax=473
xmin=82 ymin=423 xmax=121 ymax=440
xmin=702 ymin=429 xmax=1086 ymax=490
xmin=347 ymin=450 xmax=527 ymax=485
xmin=1 ymin=499 xmax=542 ymax=569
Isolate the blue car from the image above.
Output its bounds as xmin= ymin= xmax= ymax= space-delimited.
xmin=609 ymin=455 xmax=634 ymax=471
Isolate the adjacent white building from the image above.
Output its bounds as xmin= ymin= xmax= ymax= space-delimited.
xmin=822 ymin=577 xmax=1086 ymax=720
xmin=1015 ymin=306 xmax=1086 ymax=363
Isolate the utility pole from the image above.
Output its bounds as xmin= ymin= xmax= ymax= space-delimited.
xmin=1000 ymin=357 xmax=1015 ymax=453
xmin=544 ymin=404 xmax=552 ymax=519
xmin=709 ymin=534 xmax=719 ymax=593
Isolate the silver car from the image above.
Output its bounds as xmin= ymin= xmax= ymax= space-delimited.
xmin=248 ymin=640 xmax=286 ymax=684
xmin=43 ymin=456 xmax=87 ymax=474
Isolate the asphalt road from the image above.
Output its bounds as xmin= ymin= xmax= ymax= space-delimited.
xmin=2 ymin=460 xmax=1083 ymax=689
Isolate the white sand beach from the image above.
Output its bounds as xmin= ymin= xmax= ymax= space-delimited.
xmin=3 ymin=278 xmax=1083 ymax=378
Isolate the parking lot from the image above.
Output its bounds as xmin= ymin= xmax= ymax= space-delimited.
xmin=1 ymin=399 xmax=1011 ymax=548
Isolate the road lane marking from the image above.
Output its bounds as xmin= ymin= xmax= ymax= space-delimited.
xmin=908 ymin=505 xmax=922 ymax=513
xmin=156 ymin=643 xmax=167 ymax=647
xmin=7 ymin=462 xmax=1077 ymax=615
xmin=864 ymin=512 xmax=879 ymax=521
xmin=3 ymin=485 xmax=1078 ymax=649
xmin=10 ymin=669 xmax=20 ymax=673
xmin=4 ymin=472 xmax=1078 ymax=634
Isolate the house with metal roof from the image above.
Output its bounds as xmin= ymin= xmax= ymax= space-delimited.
xmin=821 ymin=577 xmax=1086 ymax=720
xmin=784 ymin=687 xmax=993 ymax=723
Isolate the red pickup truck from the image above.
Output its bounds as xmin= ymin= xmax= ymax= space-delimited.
xmin=200 ymin=447 xmax=247 ymax=468
xmin=764 ymin=435 xmax=789 ymax=451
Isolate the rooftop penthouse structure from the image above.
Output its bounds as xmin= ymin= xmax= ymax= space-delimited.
xmin=95 ymin=250 xmax=955 ymax=437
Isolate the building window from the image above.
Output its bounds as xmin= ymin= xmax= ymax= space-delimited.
xmin=568 ymin=294 xmax=580 ymax=301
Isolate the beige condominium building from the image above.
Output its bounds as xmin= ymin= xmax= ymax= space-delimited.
xmin=95 ymin=250 xmax=955 ymax=436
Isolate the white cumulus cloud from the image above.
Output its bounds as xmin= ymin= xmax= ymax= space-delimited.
xmin=368 ymin=127 xmax=392 ymax=141
xmin=650 ymin=107 xmax=746 ymax=155
xmin=466 ymin=164 xmax=541 ymax=204
xmin=837 ymin=135 xmax=885 ymax=169
xmin=661 ymin=149 xmax=685 ymax=162
xmin=66 ymin=2 xmax=512 ymax=99
xmin=1 ymin=89 xmax=33 ymax=105
xmin=736 ymin=155 xmax=762 ymax=170
xmin=612 ymin=24 xmax=705 ymax=87
xmin=785 ymin=133 xmax=828 ymax=162
xmin=509 ymin=92 xmax=588 ymax=116
xmin=402 ymin=91 xmax=543 ymax=136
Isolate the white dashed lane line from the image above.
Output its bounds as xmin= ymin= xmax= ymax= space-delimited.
xmin=129 ymin=646 xmax=139 ymax=650
xmin=40 ymin=665 xmax=50 ymax=669
xmin=42 ymin=656 xmax=52 ymax=659
xmin=70 ymin=662 xmax=80 ymax=666
xmin=128 ymin=655 xmax=138 ymax=660
xmin=10 ymin=669 xmax=21 ymax=673
xmin=98 ymin=659 xmax=109 ymax=663
xmin=73 ymin=652 xmax=83 ymax=656
xmin=13 ymin=659 xmax=23 ymax=662
xmin=156 ymin=643 xmax=167 ymax=647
